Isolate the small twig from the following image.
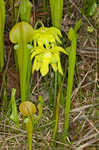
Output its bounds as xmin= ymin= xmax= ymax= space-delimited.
xmin=51 ymin=139 xmax=69 ymax=147
xmin=32 ymin=76 xmax=42 ymax=94
xmin=75 ymin=137 xmax=99 ymax=150
xmin=73 ymin=111 xmax=82 ymax=122
xmin=71 ymin=70 xmax=93 ymax=101
xmin=78 ymin=47 xmax=99 ymax=51
xmin=70 ymin=104 xmax=98 ymax=113
xmin=73 ymin=133 xmax=99 ymax=147
xmin=83 ymin=128 xmax=94 ymax=138
xmin=83 ymin=113 xmax=99 ymax=134
xmin=81 ymin=80 xmax=96 ymax=88
xmin=0 ymin=134 xmax=26 ymax=143
xmin=0 ymin=123 xmax=26 ymax=133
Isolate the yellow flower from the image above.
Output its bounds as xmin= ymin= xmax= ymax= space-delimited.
xmin=31 ymin=46 xmax=68 ymax=76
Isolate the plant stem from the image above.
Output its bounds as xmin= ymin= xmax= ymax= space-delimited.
xmin=53 ymin=87 xmax=61 ymax=138
xmin=25 ymin=117 xmax=34 ymax=150
xmin=54 ymin=71 xmax=58 ymax=107
xmin=2 ymin=72 xmax=7 ymax=106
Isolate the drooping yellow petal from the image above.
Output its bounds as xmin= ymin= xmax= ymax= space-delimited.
xmin=40 ymin=60 xmax=49 ymax=76
xmin=32 ymin=57 xmax=41 ymax=73
xmin=51 ymin=63 xmax=57 ymax=72
xmin=57 ymin=57 xmax=63 ymax=75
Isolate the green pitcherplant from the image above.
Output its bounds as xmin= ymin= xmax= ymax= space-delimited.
xmin=49 ymin=0 xmax=63 ymax=29
xmin=10 ymin=88 xmax=19 ymax=127
xmin=9 ymin=22 xmax=34 ymax=102
xmin=20 ymin=0 xmax=32 ymax=22
xmin=8 ymin=0 xmax=19 ymax=21
xmin=0 ymin=0 xmax=5 ymax=72
xmin=64 ymin=20 xmax=82 ymax=138
xmin=19 ymin=96 xmax=43 ymax=150
xmin=0 ymin=0 xmax=7 ymax=106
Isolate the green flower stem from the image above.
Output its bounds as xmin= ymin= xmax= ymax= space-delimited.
xmin=58 ymin=73 xmax=64 ymax=105
xmin=2 ymin=72 xmax=7 ymax=106
xmin=25 ymin=117 xmax=34 ymax=150
xmin=54 ymin=71 xmax=58 ymax=107
xmin=53 ymin=87 xmax=61 ymax=138
xmin=34 ymin=20 xmax=44 ymax=29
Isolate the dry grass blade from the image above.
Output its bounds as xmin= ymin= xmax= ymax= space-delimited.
xmin=75 ymin=137 xmax=99 ymax=150
xmin=70 ymin=104 xmax=98 ymax=113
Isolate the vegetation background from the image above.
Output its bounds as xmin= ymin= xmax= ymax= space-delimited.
xmin=0 ymin=0 xmax=99 ymax=149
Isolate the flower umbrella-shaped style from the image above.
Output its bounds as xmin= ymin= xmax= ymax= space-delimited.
xmin=19 ymin=96 xmax=43 ymax=150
